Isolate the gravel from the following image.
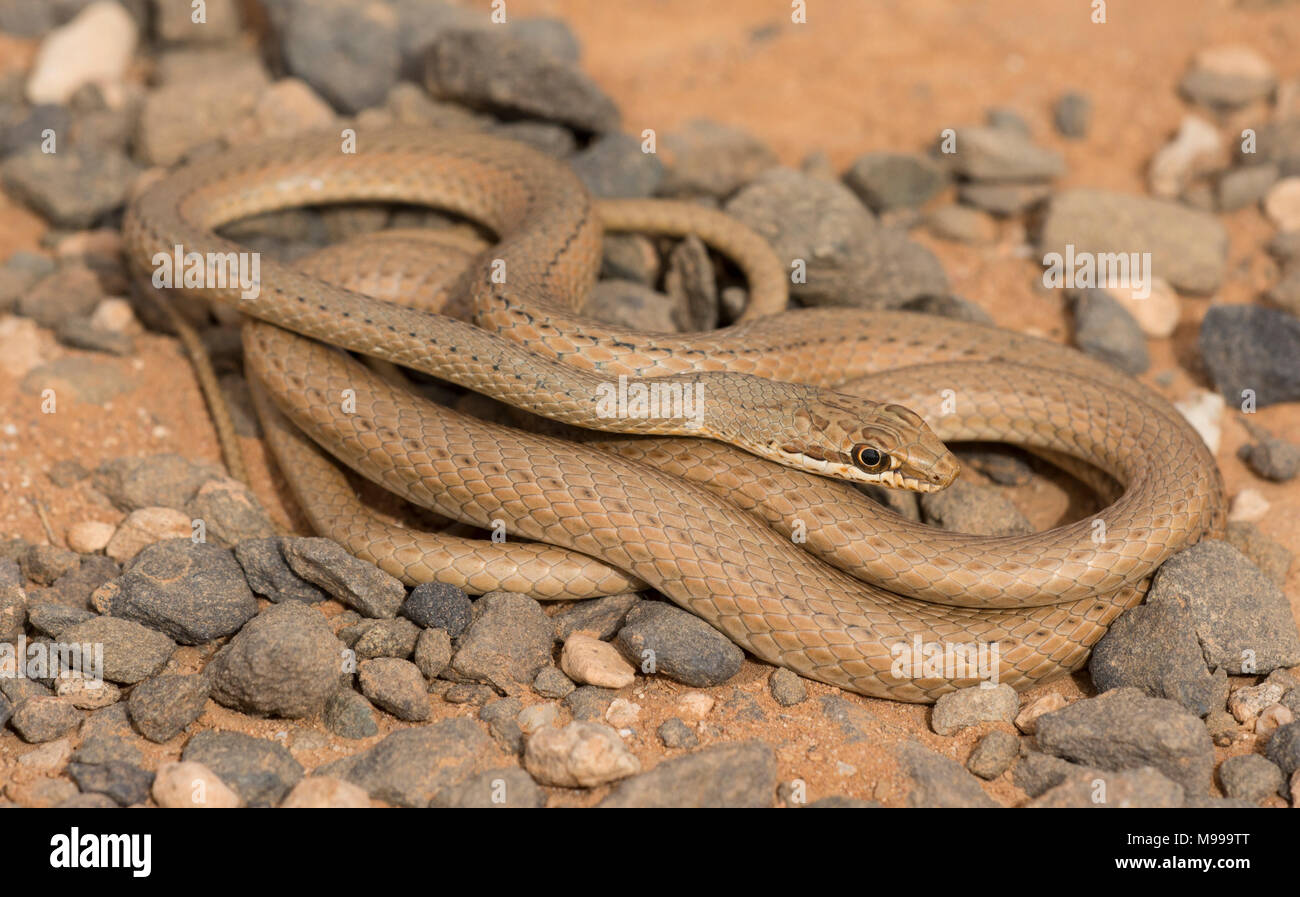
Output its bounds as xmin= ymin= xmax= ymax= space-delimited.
xmin=401 ymin=581 xmax=472 ymax=635
xmin=931 ymin=683 xmax=1019 ymax=735
xmin=208 ymin=602 xmax=346 ymax=718
xmin=357 ymin=658 xmax=431 ymax=722
xmin=894 ymin=741 xmax=999 ymax=807
xmin=1217 ymin=753 xmax=1284 ymax=802
xmin=321 ymin=720 xmax=495 ymax=807
xmin=450 ymin=591 xmax=557 ymax=693
xmin=600 ymin=740 xmax=777 ymax=807
xmin=181 ymin=730 xmax=304 ymax=807
xmin=281 ymin=537 xmax=405 ymax=618
xmin=127 ymin=672 xmax=210 ymax=743
xmin=58 ymin=615 xmax=175 ymax=684
xmin=99 ymin=539 xmax=257 ymax=644
xmin=615 ymin=601 xmax=743 ymax=687
xmin=1199 ymin=305 xmax=1300 ymax=407
xmin=1034 ymin=687 xmax=1214 ymax=794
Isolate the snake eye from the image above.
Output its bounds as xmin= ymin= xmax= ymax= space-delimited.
xmin=853 ymin=445 xmax=890 ymax=472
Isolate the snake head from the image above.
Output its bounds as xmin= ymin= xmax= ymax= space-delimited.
xmin=693 ymin=375 xmax=959 ymax=492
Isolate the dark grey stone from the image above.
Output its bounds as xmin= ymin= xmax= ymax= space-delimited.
xmin=615 ymin=600 xmax=743 ymax=687
xmin=181 ymin=730 xmax=304 ymax=806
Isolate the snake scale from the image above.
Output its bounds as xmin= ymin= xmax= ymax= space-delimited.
xmin=123 ymin=128 xmax=1225 ymax=701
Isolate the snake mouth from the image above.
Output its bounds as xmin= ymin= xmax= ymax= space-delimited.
xmin=776 ymin=451 xmax=953 ymax=493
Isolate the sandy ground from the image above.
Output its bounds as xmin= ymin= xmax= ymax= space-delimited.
xmin=1 ymin=0 xmax=1298 ymax=806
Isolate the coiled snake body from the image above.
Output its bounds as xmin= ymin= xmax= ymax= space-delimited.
xmin=124 ymin=128 xmax=1224 ymax=702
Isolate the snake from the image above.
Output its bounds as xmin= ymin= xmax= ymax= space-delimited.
xmin=122 ymin=127 xmax=1225 ymax=701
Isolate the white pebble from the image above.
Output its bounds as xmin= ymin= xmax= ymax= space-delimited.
xmin=66 ymin=520 xmax=116 ymax=554
xmin=676 ymin=691 xmax=715 ymax=720
xmin=1174 ymin=389 xmax=1225 ymax=454
xmin=1228 ymin=488 xmax=1270 ymax=523
xmin=26 ymin=1 xmax=138 ymax=105
xmin=152 ymin=761 xmax=243 ymax=808
xmin=1263 ymin=177 xmax=1300 ymax=232
xmin=605 ymin=697 xmax=641 ymax=728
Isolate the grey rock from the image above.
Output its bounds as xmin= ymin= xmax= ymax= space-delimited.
xmin=183 ymin=483 xmax=277 ymax=548
xmin=1237 ymin=430 xmax=1300 ymax=482
xmin=233 ymin=538 xmax=326 ymax=603
xmin=666 ymin=234 xmax=719 ymax=330
xmin=429 ymin=767 xmax=545 ymax=808
xmin=0 ymin=145 xmax=141 ymax=227
xmin=401 ymin=581 xmax=472 ymax=635
xmin=600 ymin=741 xmax=777 ymax=808
xmin=181 ymin=730 xmax=304 ymax=806
xmin=958 ymin=181 xmax=1052 ymax=216
xmin=1226 ymin=521 xmax=1292 ymax=587
xmin=894 ymin=741 xmax=999 ymax=807
xmin=931 ymin=683 xmax=1019 ymax=735
xmin=357 ymin=658 xmax=430 ymax=722
xmin=920 ymin=479 xmax=1032 ymax=537
xmin=943 ymin=126 xmax=1065 ymax=181
xmin=600 ymin=233 xmax=660 ymax=287
xmin=806 ymin=796 xmax=882 ymax=808
xmin=582 ymin=280 xmax=683 ymax=333
xmin=20 ymin=357 xmax=134 ymax=405
xmin=954 ymin=445 xmax=1035 ymax=485
xmin=570 ymin=132 xmax=664 ymax=198
xmin=479 ymin=696 xmax=524 ymax=754
xmin=411 ymin=626 xmax=452 ymax=679
xmin=1053 ymin=91 xmax=1091 ymax=139
xmin=323 ymin=719 xmax=494 ymax=807
xmin=1035 ymin=687 xmax=1215 ymax=793
xmin=1217 ymin=753 xmax=1284 ymax=802
xmin=769 ymin=668 xmax=808 ymax=707
xmin=563 ymin=685 xmax=614 ymax=721
xmin=450 ymin=591 xmax=556 ymax=693
xmin=424 ymin=29 xmax=618 ymax=133
xmin=925 ymin=205 xmax=996 ymax=243
xmin=1267 ymin=228 xmax=1300 ymax=264
xmin=532 ymin=664 xmax=575 ymax=699
xmin=282 ymin=0 xmax=400 ymax=113
xmin=615 ymin=600 xmax=743 ymax=687
xmin=898 ymin=293 xmax=994 ymax=325
xmin=53 ymin=793 xmax=119 ymax=809
xmin=657 ymin=717 xmax=698 ymax=749
xmin=0 ymin=692 xmax=11 ymax=730
xmin=1147 ymin=540 xmax=1300 ymax=675
xmin=281 ymin=537 xmax=405 ymax=618
xmin=1200 ymin=305 xmax=1300 ymax=406
xmin=1072 ymin=288 xmax=1150 ymax=374
xmin=0 ymin=558 xmax=26 ymax=640
xmin=71 ymin=733 xmax=143 ymax=767
xmin=1089 ymin=599 xmax=1231 ymax=717
xmin=1217 ymin=163 xmax=1279 ymax=212
xmin=661 ymin=118 xmax=779 ymax=196
xmin=441 ymin=682 xmax=495 ymax=705
xmin=985 ymin=106 xmax=1031 ymax=137
xmin=0 ymin=103 xmax=70 ymax=157
xmin=20 ymin=544 xmax=80 ymax=585
xmin=843 ymin=151 xmax=949 ymax=211
xmin=1042 ymin=189 xmax=1228 ymax=294
xmin=10 ymin=696 xmax=83 ymax=743
xmin=208 ymin=602 xmax=345 ymax=718
xmin=486 ymin=120 xmax=577 ymax=158
xmin=726 ymin=167 xmax=947 ymax=308
xmin=106 ymin=539 xmax=257 ymax=644
xmin=1236 ymin=118 xmax=1300 ymax=177
xmin=967 ymin=730 xmax=1019 ymax=780
xmin=323 ymin=689 xmax=378 ymax=739
xmin=39 ymin=555 xmax=118 ymax=610
xmin=1012 ymin=751 xmax=1090 ymax=797
xmin=1027 ymin=766 xmax=1185 ymax=807
xmin=59 ymin=616 xmax=175 ymax=684
xmin=553 ymin=591 xmax=639 ymax=641
xmin=92 ymin=454 xmax=224 ymax=512
xmin=1181 ymin=60 xmax=1275 ymax=111
xmin=353 ymin=617 xmax=421 ymax=659
xmin=67 ymin=761 xmax=152 ymax=806
xmin=54 ymin=318 xmax=135 ymax=355
xmin=127 ymin=672 xmax=209 ymax=743
xmin=1264 ymin=721 xmax=1300 ymax=777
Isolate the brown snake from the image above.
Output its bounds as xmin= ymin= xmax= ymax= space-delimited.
xmin=123 ymin=128 xmax=1225 ymax=701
